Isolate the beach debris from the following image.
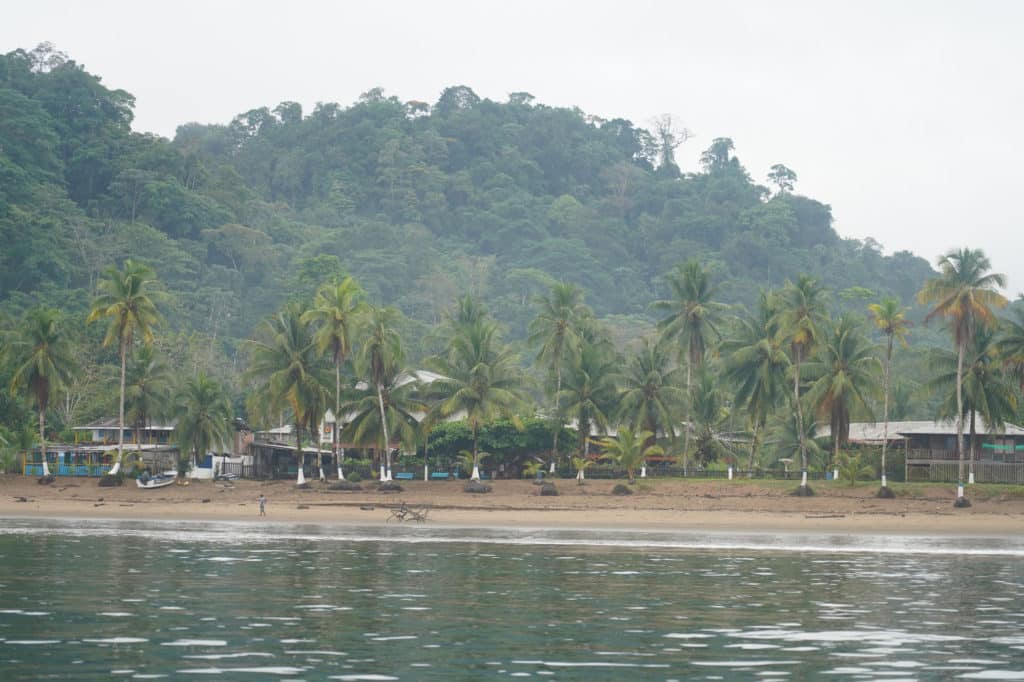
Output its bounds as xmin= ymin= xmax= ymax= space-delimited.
xmin=791 ymin=485 xmax=815 ymax=497
xmin=360 ymin=505 xmax=375 ymax=511
xmin=805 ymin=514 xmax=845 ymax=519
xmin=611 ymin=483 xmax=633 ymax=496
xmin=14 ymin=496 xmax=28 ymax=503
xmin=378 ymin=481 xmax=404 ymax=493
xmin=98 ymin=475 xmax=122 ymax=487
xmin=464 ymin=480 xmax=493 ymax=494
xmin=94 ymin=503 xmax=104 ymax=507
xmin=201 ymin=498 xmax=211 ymax=503
xmin=877 ymin=486 xmax=896 ymax=499
xmin=954 ymin=497 xmax=972 ymax=508
xmin=297 ymin=504 xmax=309 ymax=510
xmin=539 ymin=482 xmax=558 ymax=496
xmin=387 ymin=501 xmax=428 ymax=523
xmin=37 ymin=475 xmax=56 ymax=485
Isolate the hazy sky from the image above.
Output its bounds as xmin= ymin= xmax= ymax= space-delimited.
xmin=5 ymin=1 xmax=1023 ymax=295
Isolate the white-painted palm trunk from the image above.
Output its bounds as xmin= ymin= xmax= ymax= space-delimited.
xmin=833 ymin=468 xmax=839 ymax=482
xmin=319 ymin=463 xmax=326 ymax=481
xmin=882 ymin=473 xmax=887 ymax=488
xmin=549 ymin=461 xmax=556 ymax=474
xmin=727 ymin=466 xmax=733 ymax=480
xmin=801 ymin=470 xmax=808 ymax=487
xmin=379 ymin=464 xmax=386 ymax=481
xmin=423 ymin=464 xmax=429 ymax=481
xmin=957 ymin=483 xmax=965 ymax=499
xmin=337 ymin=448 xmax=345 ymax=480
xmin=296 ymin=466 xmax=306 ymax=486
xmin=108 ymin=460 xmax=121 ymax=476
xmin=640 ymin=465 xmax=647 ymax=478
xmin=576 ymin=469 xmax=585 ymax=483
xmin=471 ymin=465 xmax=481 ymax=481
xmin=968 ymin=472 xmax=975 ymax=485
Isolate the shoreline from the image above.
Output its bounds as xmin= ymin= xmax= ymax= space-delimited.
xmin=2 ymin=475 xmax=1022 ymax=537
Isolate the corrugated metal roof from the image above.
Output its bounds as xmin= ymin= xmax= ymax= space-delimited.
xmin=819 ymin=418 xmax=1024 ymax=441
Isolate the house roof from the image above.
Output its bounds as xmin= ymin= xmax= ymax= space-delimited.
xmin=820 ymin=419 xmax=1024 ymax=442
xmin=74 ymin=418 xmax=177 ymax=431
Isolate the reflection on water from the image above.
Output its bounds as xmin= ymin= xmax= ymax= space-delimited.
xmin=0 ymin=518 xmax=1021 ymax=680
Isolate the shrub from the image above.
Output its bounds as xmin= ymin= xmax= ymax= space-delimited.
xmin=539 ymin=482 xmax=558 ymax=496
xmin=611 ymin=483 xmax=633 ymax=496
xmin=464 ymin=480 xmax=492 ymax=494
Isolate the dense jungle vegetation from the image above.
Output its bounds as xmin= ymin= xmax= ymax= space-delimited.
xmin=2 ymin=44 xmax=1022 ymax=481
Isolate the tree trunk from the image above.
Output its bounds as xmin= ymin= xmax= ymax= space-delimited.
xmin=955 ymin=340 xmax=965 ymax=499
xmin=110 ymin=342 xmax=127 ymax=476
xmin=39 ymin=409 xmax=50 ymax=477
xmin=683 ymin=360 xmax=691 ymax=475
xmin=747 ymin=421 xmax=759 ymax=477
xmin=969 ymin=409 xmax=977 ymax=484
xmin=550 ymin=362 xmax=562 ymax=474
xmin=377 ymin=383 xmax=391 ymax=481
xmin=471 ymin=424 xmax=481 ymax=481
xmin=881 ymin=334 xmax=892 ymax=488
xmin=295 ymin=422 xmax=306 ymax=486
xmin=334 ymin=360 xmax=341 ymax=480
xmin=337 ymin=447 xmax=345 ymax=481
xmin=794 ymin=350 xmax=807 ymax=486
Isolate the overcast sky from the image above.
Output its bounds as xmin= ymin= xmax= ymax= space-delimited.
xmin=5 ymin=1 xmax=1023 ymax=295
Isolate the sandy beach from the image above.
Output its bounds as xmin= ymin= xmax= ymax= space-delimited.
xmin=3 ymin=474 xmax=1023 ymax=536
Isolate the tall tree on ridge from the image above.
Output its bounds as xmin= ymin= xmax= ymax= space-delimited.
xmin=302 ymin=276 xmax=364 ymax=480
xmin=918 ymin=247 xmax=1007 ymax=504
xmin=772 ymin=274 xmax=828 ymax=492
xmin=7 ymin=307 xmax=75 ymax=478
xmin=87 ymin=260 xmax=161 ymax=477
xmin=867 ymin=297 xmax=910 ymax=492
xmin=653 ymin=259 xmax=725 ymax=473
xmin=529 ymin=282 xmax=588 ymax=473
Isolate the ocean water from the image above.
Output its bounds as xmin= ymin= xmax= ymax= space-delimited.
xmin=0 ymin=519 xmax=1022 ymax=680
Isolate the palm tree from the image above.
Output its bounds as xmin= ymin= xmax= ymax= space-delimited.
xmin=996 ymin=306 xmax=1024 ymax=396
xmin=722 ymin=293 xmax=789 ymax=475
xmin=687 ymin=369 xmax=736 ymax=470
xmin=354 ymin=305 xmax=405 ymax=481
xmin=930 ymin=325 xmax=1017 ymax=483
xmin=803 ymin=314 xmax=879 ymax=472
xmin=616 ymin=337 xmax=686 ymax=474
xmin=529 ymin=282 xmax=589 ymax=473
xmin=302 ymin=276 xmax=364 ymax=480
xmin=7 ymin=308 xmax=75 ymax=478
xmin=429 ymin=312 xmax=527 ymax=481
xmin=246 ymin=303 xmax=330 ymax=485
xmin=598 ymin=427 xmax=663 ymax=484
xmin=87 ymin=260 xmax=161 ymax=476
xmin=653 ymin=260 xmax=725 ymax=472
xmin=125 ymin=344 xmax=173 ymax=446
xmin=918 ymin=247 xmax=1007 ymax=503
xmin=557 ymin=328 xmax=620 ymax=471
xmin=867 ymin=297 xmax=910 ymax=491
xmin=772 ymin=274 xmax=829 ymax=491
xmin=339 ymin=364 xmax=424 ymax=477
xmin=173 ymin=373 xmax=232 ymax=478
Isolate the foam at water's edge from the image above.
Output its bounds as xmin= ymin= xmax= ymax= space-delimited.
xmin=0 ymin=517 xmax=1021 ymax=557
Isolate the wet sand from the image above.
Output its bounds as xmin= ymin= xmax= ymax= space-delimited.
xmin=1 ymin=475 xmax=1021 ymax=535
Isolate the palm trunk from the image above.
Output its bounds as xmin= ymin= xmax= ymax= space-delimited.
xmin=955 ymin=340 xmax=965 ymax=500
xmin=794 ymin=350 xmax=807 ymax=486
xmin=334 ymin=360 xmax=342 ymax=480
xmin=109 ymin=342 xmax=127 ymax=476
xmin=550 ymin=362 xmax=562 ymax=474
xmin=471 ymin=424 xmax=481 ymax=481
xmin=683 ymin=360 xmax=691 ymax=475
xmin=39 ymin=409 xmax=49 ymax=477
xmin=968 ymin=409 xmax=976 ymax=484
xmin=377 ymin=383 xmax=391 ymax=481
xmin=295 ymin=422 xmax=306 ymax=486
xmin=881 ymin=335 xmax=892 ymax=488
xmin=747 ymin=421 xmax=759 ymax=477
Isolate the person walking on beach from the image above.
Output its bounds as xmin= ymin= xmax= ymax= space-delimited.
xmin=258 ymin=494 xmax=266 ymax=516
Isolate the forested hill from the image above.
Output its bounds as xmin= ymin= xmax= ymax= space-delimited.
xmin=0 ymin=44 xmax=936 ymax=352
